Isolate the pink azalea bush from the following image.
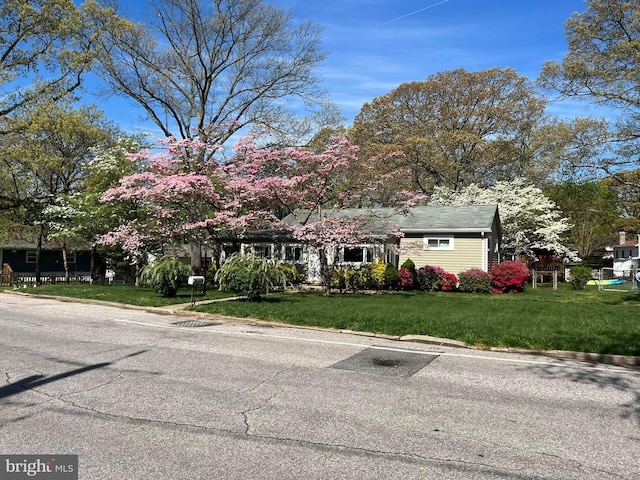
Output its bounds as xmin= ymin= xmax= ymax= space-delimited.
xmin=398 ymin=267 xmax=414 ymax=290
xmin=458 ymin=268 xmax=492 ymax=293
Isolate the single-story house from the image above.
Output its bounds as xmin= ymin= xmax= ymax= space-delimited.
xmin=0 ymin=237 xmax=92 ymax=284
xmin=237 ymin=205 xmax=501 ymax=284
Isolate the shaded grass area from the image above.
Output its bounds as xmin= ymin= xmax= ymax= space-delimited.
xmin=194 ymin=286 xmax=640 ymax=356
xmin=4 ymin=284 xmax=236 ymax=307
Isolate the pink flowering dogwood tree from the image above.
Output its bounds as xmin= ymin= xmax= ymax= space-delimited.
xmin=99 ymin=131 xmax=279 ymax=283
xmin=101 ymin=129 xmax=421 ymax=292
xmin=232 ymin=136 xmax=422 ymax=294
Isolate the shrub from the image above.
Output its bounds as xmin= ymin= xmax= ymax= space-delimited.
xmin=401 ymin=258 xmax=418 ymax=285
xmin=440 ymin=272 xmax=459 ymax=292
xmin=490 ymin=261 xmax=530 ymax=294
xmin=331 ymin=267 xmax=347 ymax=293
xmin=332 ymin=267 xmax=365 ymax=292
xmin=215 ymin=254 xmax=287 ymax=301
xmin=398 ymin=267 xmax=414 ymax=290
xmin=141 ymin=258 xmax=191 ymax=297
xmin=383 ymin=264 xmax=401 ymax=290
xmin=458 ymin=268 xmax=492 ymax=293
xmin=281 ymin=263 xmax=306 ymax=285
xmin=345 ymin=268 xmax=365 ymax=292
xmin=363 ymin=260 xmax=386 ymax=289
xmin=401 ymin=258 xmax=416 ymax=272
xmin=569 ymin=265 xmax=593 ymax=290
xmin=417 ymin=265 xmax=445 ymax=291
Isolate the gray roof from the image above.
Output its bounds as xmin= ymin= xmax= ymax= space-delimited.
xmin=282 ymin=205 xmax=500 ymax=235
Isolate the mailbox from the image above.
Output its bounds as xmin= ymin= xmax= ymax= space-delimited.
xmin=188 ymin=275 xmax=205 ymax=285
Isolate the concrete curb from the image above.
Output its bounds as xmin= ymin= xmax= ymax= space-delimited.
xmin=5 ymin=290 xmax=640 ymax=369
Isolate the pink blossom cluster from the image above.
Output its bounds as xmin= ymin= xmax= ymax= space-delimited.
xmin=99 ymin=129 xmax=420 ymax=259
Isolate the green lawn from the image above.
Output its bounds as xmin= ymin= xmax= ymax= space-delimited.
xmin=193 ymin=285 xmax=640 ymax=356
xmin=4 ymin=283 xmax=640 ymax=356
xmin=4 ymin=284 xmax=236 ymax=307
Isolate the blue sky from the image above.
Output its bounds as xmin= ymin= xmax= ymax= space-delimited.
xmin=95 ymin=0 xmax=603 ymax=133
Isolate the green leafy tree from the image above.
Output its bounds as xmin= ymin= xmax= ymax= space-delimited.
xmin=546 ymin=182 xmax=619 ymax=257
xmin=0 ymin=0 xmax=108 ymax=123
xmin=569 ymin=265 xmax=593 ymax=290
xmin=0 ymin=103 xmax=118 ymax=282
xmin=539 ymin=0 xmax=640 ymax=183
xmin=349 ymin=68 xmax=549 ymax=196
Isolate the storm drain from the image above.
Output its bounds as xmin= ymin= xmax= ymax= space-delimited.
xmin=330 ymin=348 xmax=439 ymax=378
xmin=172 ymin=319 xmax=222 ymax=328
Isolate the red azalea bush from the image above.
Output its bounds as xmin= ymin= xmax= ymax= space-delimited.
xmin=490 ymin=261 xmax=530 ymax=294
xmin=458 ymin=268 xmax=492 ymax=293
xmin=398 ymin=267 xmax=414 ymax=290
xmin=440 ymin=272 xmax=458 ymax=292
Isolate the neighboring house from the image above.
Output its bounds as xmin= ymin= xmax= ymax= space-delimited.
xmin=239 ymin=205 xmax=501 ymax=284
xmin=0 ymin=237 xmax=92 ymax=284
xmin=612 ymin=231 xmax=639 ymax=277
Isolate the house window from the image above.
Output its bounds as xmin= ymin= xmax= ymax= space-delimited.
xmin=67 ymin=252 xmax=76 ymax=264
xmin=284 ymin=245 xmax=303 ymax=262
xmin=26 ymin=251 xmax=36 ymax=263
xmin=253 ymin=244 xmax=272 ymax=258
xmin=423 ymin=236 xmax=454 ymax=250
xmin=343 ymin=247 xmax=374 ymax=263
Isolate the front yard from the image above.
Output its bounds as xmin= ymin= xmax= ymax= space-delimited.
xmin=4 ymin=283 xmax=640 ymax=356
xmin=195 ymin=286 xmax=640 ymax=356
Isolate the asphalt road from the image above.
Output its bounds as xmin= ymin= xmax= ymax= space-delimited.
xmin=0 ymin=292 xmax=639 ymax=479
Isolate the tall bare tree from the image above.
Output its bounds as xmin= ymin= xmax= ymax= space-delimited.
xmin=86 ymin=0 xmax=327 ymax=149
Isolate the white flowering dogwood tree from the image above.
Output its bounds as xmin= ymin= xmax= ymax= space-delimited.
xmin=431 ymin=178 xmax=579 ymax=262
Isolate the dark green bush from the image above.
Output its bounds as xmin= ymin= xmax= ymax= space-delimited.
xmin=417 ymin=265 xmax=445 ymax=291
xmin=458 ymin=268 xmax=492 ymax=293
xmin=215 ymin=254 xmax=287 ymax=301
xmin=569 ymin=266 xmax=593 ymax=290
xmin=383 ymin=264 xmax=401 ymax=290
xmin=141 ymin=258 xmax=191 ymax=297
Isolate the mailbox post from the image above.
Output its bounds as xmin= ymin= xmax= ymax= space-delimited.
xmin=188 ymin=275 xmax=206 ymax=307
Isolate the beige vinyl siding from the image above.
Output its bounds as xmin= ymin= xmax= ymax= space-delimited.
xmin=398 ymin=235 xmax=485 ymax=274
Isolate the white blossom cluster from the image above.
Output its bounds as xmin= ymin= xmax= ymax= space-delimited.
xmin=431 ymin=178 xmax=580 ymax=261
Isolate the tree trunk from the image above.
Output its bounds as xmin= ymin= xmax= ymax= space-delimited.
xmin=134 ymin=255 xmax=145 ymax=287
xmin=90 ymin=245 xmax=106 ymax=285
xmin=319 ymin=248 xmax=332 ymax=295
xmin=190 ymin=242 xmax=201 ymax=270
xmin=35 ymin=226 xmax=44 ymax=285
xmin=61 ymin=239 xmax=70 ymax=284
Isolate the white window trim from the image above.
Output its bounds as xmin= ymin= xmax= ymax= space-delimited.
xmin=423 ymin=236 xmax=454 ymax=251
xmin=26 ymin=251 xmax=37 ymax=263
xmin=284 ymin=244 xmax=304 ymax=263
